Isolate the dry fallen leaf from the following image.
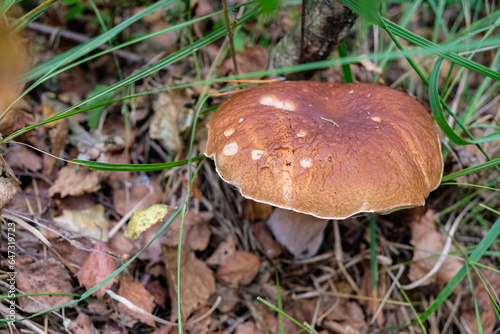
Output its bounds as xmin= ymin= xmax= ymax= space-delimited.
xmin=68 ymin=313 xmax=99 ymax=334
xmin=408 ymin=209 xmax=462 ymax=285
xmin=219 ymin=45 xmax=269 ymax=76
xmin=217 ymin=251 xmax=260 ymax=286
xmin=235 ymin=322 xmax=266 ymax=334
xmin=125 ymin=204 xmax=169 ymax=239
xmin=112 ymin=179 xmax=163 ymax=216
xmin=17 ymin=258 xmax=73 ymax=313
xmin=321 ymin=300 xmax=367 ymax=334
xmin=76 ymin=241 xmax=118 ymax=298
xmin=4 ymin=146 xmax=42 ymax=170
xmin=41 ymin=92 xmax=70 ymax=128
xmin=206 ymin=235 xmax=236 ymax=266
xmin=253 ymin=221 xmax=282 ymax=259
xmin=49 ymin=165 xmax=101 ymax=198
xmin=163 ymin=245 xmax=215 ymax=322
xmin=149 ymin=91 xmax=189 ymax=151
xmin=54 ymin=204 xmax=109 ymax=241
xmin=117 ymin=277 xmax=156 ymax=328
xmin=165 ymin=212 xmax=211 ymax=252
xmin=0 ymin=154 xmax=21 ymax=211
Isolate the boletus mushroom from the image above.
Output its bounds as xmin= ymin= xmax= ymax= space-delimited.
xmin=205 ymin=81 xmax=443 ymax=258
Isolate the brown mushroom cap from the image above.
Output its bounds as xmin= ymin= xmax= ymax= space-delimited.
xmin=205 ymin=81 xmax=443 ymax=219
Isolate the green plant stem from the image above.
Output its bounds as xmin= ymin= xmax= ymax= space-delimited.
xmin=222 ymin=0 xmax=239 ymax=76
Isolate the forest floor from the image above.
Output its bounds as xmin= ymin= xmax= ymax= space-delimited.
xmin=0 ymin=1 xmax=499 ymax=333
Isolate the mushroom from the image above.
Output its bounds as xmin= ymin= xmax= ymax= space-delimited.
xmin=205 ymin=81 xmax=443 ymax=258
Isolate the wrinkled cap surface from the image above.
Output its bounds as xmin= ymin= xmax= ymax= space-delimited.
xmin=205 ymin=81 xmax=443 ymax=219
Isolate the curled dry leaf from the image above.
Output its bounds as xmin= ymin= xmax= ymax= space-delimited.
xmin=163 ymin=245 xmax=215 ymax=322
xmin=217 ymin=251 xmax=260 ymax=286
xmin=54 ymin=204 xmax=109 ymax=241
xmin=76 ymin=241 xmax=118 ymax=298
xmin=117 ymin=277 xmax=156 ymax=328
xmin=408 ymin=209 xmax=462 ymax=285
xmin=49 ymin=165 xmax=101 ymax=198
xmin=0 ymin=155 xmax=21 ymax=211
xmin=17 ymin=258 xmax=73 ymax=313
xmin=149 ymin=91 xmax=189 ymax=152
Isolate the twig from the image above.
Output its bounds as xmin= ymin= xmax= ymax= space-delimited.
xmin=370 ymin=265 xmax=404 ymax=324
xmin=221 ymin=0 xmax=239 ymax=76
xmin=106 ymin=290 xmax=222 ymax=327
xmin=333 ymin=220 xmax=359 ymax=293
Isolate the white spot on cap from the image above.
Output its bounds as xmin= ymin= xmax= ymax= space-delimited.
xmin=349 ymin=90 xmax=354 ymax=94
xmin=297 ymin=130 xmax=307 ymax=137
xmin=300 ymin=157 xmax=313 ymax=168
xmin=367 ymin=93 xmax=372 ymax=98
xmin=371 ymin=116 xmax=382 ymax=123
xmin=223 ymin=142 xmax=238 ymax=156
xmin=239 ymin=118 xmax=244 ymax=123
xmin=224 ymin=128 xmax=235 ymax=137
xmin=251 ymin=150 xmax=263 ymax=160
xmin=259 ymin=95 xmax=298 ymax=111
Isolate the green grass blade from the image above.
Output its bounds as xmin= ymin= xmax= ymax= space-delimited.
xmin=74 ymin=155 xmax=205 ymax=172
xmin=338 ymin=42 xmax=354 ymax=83
xmin=257 ymin=297 xmax=310 ymax=333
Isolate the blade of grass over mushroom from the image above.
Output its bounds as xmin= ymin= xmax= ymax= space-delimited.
xmin=74 ymin=156 xmax=205 ymax=172
xmin=388 ymin=216 xmax=500 ymax=331
xmin=256 ymin=297 xmax=310 ymax=333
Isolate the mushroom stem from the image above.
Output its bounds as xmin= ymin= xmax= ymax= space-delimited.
xmin=266 ymin=208 xmax=329 ymax=259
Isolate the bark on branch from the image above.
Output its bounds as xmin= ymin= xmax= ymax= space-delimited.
xmin=270 ymin=0 xmax=357 ymax=80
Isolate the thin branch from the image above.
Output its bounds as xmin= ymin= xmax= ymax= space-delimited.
xmin=222 ymin=0 xmax=239 ymax=76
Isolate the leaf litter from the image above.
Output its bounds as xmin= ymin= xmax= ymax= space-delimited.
xmin=1 ymin=1 xmax=499 ymax=333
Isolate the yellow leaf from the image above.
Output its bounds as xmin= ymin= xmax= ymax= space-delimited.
xmin=125 ymin=204 xmax=169 ymax=239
